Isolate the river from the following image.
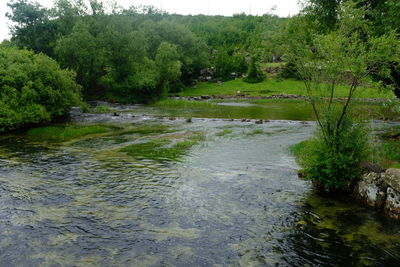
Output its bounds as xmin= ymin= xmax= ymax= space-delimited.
xmin=0 ymin=103 xmax=399 ymax=266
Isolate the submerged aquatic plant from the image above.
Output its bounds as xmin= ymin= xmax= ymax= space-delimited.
xmin=26 ymin=125 xmax=111 ymax=141
xmin=120 ymin=134 xmax=204 ymax=162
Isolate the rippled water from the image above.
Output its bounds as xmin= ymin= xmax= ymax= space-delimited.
xmin=0 ymin=105 xmax=399 ymax=266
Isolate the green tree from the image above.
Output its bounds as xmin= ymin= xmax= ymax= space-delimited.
xmin=290 ymin=2 xmax=400 ymax=190
xmin=155 ymin=42 xmax=182 ymax=93
xmin=55 ymin=21 xmax=104 ymax=95
xmin=244 ymin=58 xmax=264 ymax=83
xmin=0 ymin=46 xmax=82 ymax=132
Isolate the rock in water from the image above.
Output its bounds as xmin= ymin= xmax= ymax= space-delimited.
xmin=354 ymin=172 xmax=387 ymax=209
xmin=383 ymin=169 xmax=400 ymax=219
xmin=383 ymin=169 xmax=400 ymax=192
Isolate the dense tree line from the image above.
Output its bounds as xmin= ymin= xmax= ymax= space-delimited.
xmin=280 ymin=0 xmax=400 ymax=97
xmin=5 ymin=0 xmax=285 ymax=101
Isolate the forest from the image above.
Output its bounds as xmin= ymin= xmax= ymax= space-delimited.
xmin=2 ymin=0 xmax=399 ymax=131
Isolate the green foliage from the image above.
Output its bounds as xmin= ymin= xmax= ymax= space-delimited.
xmin=216 ymin=129 xmax=233 ymax=136
xmin=120 ymin=138 xmax=199 ymax=162
xmin=244 ymin=59 xmax=264 ymax=83
xmin=379 ymin=99 xmax=400 ymax=120
xmin=375 ymin=125 xmax=400 ymax=168
xmin=92 ymin=105 xmax=112 ymax=113
xmin=214 ymin=49 xmax=247 ymax=81
xmin=156 ymin=42 xmax=182 ymax=93
xmin=379 ymin=140 xmax=400 ymax=168
xmin=6 ymin=1 xmax=285 ymax=102
xmin=0 ymin=46 xmax=82 ymax=132
xmin=295 ymin=116 xmax=370 ymax=190
xmin=26 ymin=125 xmax=110 ymax=141
xmin=248 ymin=129 xmax=264 ymax=135
xmin=286 ymin=1 xmax=400 ymax=191
xmin=179 ymin=78 xmax=392 ymax=98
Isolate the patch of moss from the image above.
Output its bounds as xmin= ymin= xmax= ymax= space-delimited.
xmin=247 ymin=129 xmax=264 ymax=135
xmin=216 ymin=129 xmax=233 ymax=136
xmin=119 ymin=124 xmax=171 ymax=135
xmin=92 ymin=105 xmax=112 ymax=113
xmin=26 ymin=125 xmax=111 ymax=141
xmin=120 ymin=138 xmax=200 ymax=162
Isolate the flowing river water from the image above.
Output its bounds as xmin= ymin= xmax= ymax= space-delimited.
xmin=0 ymin=102 xmax=399 ymax=266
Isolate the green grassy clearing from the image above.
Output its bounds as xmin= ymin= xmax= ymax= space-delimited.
xmin=178 ymin=78 xmax=395 ymax=99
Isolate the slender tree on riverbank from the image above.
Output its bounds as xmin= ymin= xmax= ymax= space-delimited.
xmin=289 ymin=2 xmax=400 ymax=190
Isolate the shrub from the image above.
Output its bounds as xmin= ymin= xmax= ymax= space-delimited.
xmin=379 ymin=99 xmax=400 ymax=120
xmin=0 ymin=46 xmax=83 ymax=132
xmin=243 ymin=59 xmax=264 ymax=83
xmin=296 ymin=115 xmax=370 ymax=191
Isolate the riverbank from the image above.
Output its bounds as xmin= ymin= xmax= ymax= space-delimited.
xmin=177 ymin=78 xmax=396 ymax=99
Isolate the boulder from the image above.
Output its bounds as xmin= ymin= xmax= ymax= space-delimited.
xmin=359 ymin=160 xmax=385 ymax=174
xmin=382 ymin=168 xmax=400 ymax=192
xmin=384 ymin=187 xmax=400 ymax=220
xmin=354 ymin=172 xmax=387 ymax=209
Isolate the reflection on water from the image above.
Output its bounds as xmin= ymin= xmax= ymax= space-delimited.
xmin=0 ymin=107 xmax=399 ymax=266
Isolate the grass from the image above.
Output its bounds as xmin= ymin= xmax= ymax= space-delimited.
xmin=379 ymin=140 xmax=400 ymax=168
xmin=178 ymin=78 xmax=395 ymax=99
xmin=216 ymin=129 xmax=233 ymax=136
xmin=292 ymin=131 xmax=400 ymax=169
xmin=92 ymin=105 xmax=112 ymax=113
xmin=248 ymin=129 xmax=264 ymax=135
xmin=378 ymin=126 xmax=400 ymax=168
xmin=120 ymin=138 xmax=199 ymax=162
xmin=260 ymin=62 xmax=286 ymax=68
xmin=290 ymin=140 xmax=310 ymax=161
xmin=117 ymin=124 xmax=171 ymax=136
xmin=26 ymin=125 xmax=111 ymax=141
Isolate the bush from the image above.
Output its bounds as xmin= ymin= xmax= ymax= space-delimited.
xmin=278 ymin=61 xmax=300 ymax=79
xmin=0 ymin=46 xmax=83 ymax=132
xmin=296 ymin=115 xmax=370 ymax=191
xmin=243 ymin=59 xmax=264 ymax=83
xmin=379 ymin=99 xmax=400 ymax=120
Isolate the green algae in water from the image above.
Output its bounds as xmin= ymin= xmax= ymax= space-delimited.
xmin=288 ymin=191 xmax=400 ymax=266
xmin=26 ymin=125 xmax=111 ymax=141
xmin=247 ymin=129 xmax=264 ymax=135
xmin=216 ymin=129 xmax=234 ymax=136
xmin=120 ymin=137 xmax=201 ymax=162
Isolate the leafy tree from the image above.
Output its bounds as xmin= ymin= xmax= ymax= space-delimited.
xmin=214 ymin=49 xmax=247 ymax=81
xmin=244 ymin=58 xmax=264 ymax=83
xmin=302 ymin=0 xmax=400 ymax=97
xmin=155 ymin=42 xmax=182 ymax=93
xmin=55 ymin=21 xmax=104 ymax=95
xmin=0 ymin=46 xmax=82 ymax=132
xmin=289 ymin=2 xmax=400 ymax=190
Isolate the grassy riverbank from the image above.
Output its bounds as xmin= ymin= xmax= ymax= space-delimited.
xmin=178 ymin=78 xmax=395 ymax=99
xmin=291 ymin=125 xmax=400 ymax=169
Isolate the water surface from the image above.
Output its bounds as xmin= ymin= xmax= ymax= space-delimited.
xmin=0 ymin=105 xmax=399 ymax=266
